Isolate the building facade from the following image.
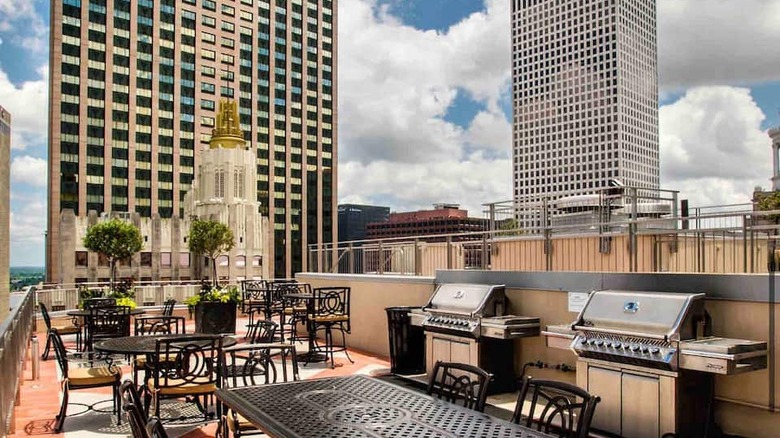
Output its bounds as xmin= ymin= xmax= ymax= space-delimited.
xmin=47 ymin=0 xmax=337 ymax=283
xmin=769 ymin=127 xmax=780 ymax=191
xmin=511 ymin=0 xmax=659 ymax=225
xmin=337 ymin=204 xmax=389 ymax=242
xmin=0 ymin=106 xmax=9 ymax=319
xmin=58 ymin=99 xmax=270 ymax=285
xmin=365 ymin=204 xmax=488 ymax=241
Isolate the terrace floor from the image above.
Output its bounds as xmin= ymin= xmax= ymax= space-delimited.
xmin=10 ymin=315 xmax=392 ymax=437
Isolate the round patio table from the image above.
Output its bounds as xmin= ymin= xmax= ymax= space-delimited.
xmin=93 ymin=333 xmax=237 ymax=355
xmin=66 ymin=308 xmax=147 ymax=318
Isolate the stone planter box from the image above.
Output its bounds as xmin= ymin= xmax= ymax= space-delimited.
xmin=194 ymin=302 xmax=237 ymax=334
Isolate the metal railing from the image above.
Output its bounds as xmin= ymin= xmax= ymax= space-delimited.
xmin=0 ymin=288 xmax=36 ymax=437
xmin=309 ymin=205 xmax=780 ymax=276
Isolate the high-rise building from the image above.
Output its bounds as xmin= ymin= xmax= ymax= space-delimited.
xmin=337 ymin=204 xmax=389 ymax=242
xmin=0 ymin=105 xmax=10 ymax=319
xmin=511 ymin=0 xmax=659 ymax=223
xmin=47 ymin=0 xmax=337 ymax=282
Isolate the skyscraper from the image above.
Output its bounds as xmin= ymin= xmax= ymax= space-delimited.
xmin=511 ymin=0 xmax=659 ymax=216
xmin=47 ymin=0 xmax=337 ymax=282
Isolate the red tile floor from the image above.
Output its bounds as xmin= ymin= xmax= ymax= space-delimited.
xmin=11 ymin=314 xmax=390 ymax=437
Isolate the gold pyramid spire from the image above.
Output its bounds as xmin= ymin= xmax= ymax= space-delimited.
xmin=209 ymin=98 xmax=246 ymax=149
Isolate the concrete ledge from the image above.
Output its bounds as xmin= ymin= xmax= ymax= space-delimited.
xmin=297 ymin=272 xmax=435 ymax=285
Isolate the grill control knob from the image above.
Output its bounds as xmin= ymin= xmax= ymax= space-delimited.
xmin=630 ymin=345 xmax=640 ymax=352
xmin=579 ymin=339 xmax=588 ymax=346
xmin=650 ymin=347 xmax=660 ymax=355
xmin=595 ymin=340 xmax=604 ymax=347
xmin=613 ymin=342 xmax=622 ymax=349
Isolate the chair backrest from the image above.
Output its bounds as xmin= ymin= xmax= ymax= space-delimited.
xmin=146 ymin=417 xmax=170 ymax=438
xmin=427 ymin=361 xmax=493 ymax=412
xmin=121 ymin=379 xmax=148 ymax=437
xmin=313 ymin=287 xmax=350 ymax=329
xmin=266 ymin=280 xmax=298 ymax=308
xmin=135 ymin=316 xmax=186 ymax=336
xmin=153 ymin=335 xmax=223 ymax=389
xmin=48 ymin=328 xmax=70 ymax=378
xmin=222 ymin=343 xmax=299 ymax=388
xmin=162 ymin=299 xmax=177 ymax=317
xmin=246 ymin=319 xmax=278 ymax=344
xmin=39 ymin=302 xmax=52 ymax=330
xmin=83 ymin=297 xmax=117 ymax=309
xmin=511 ymin=376 xmax=600 ymax=438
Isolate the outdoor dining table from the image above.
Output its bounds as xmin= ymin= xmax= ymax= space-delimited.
xmin=215 ymin=374 xmax=556 ymax=438
xmin=282 ymin=292 xmax=327 ymax=364
xmin=67 ymin=308 xmax=147 ymax=351
xmin=93 ymin=333 xmax=237 ymax=356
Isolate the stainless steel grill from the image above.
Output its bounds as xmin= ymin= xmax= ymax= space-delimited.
xmin=421 ymin=283 xmax=539 ymax=339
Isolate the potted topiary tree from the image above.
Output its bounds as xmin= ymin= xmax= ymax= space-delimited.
xmin=187 ymin=218 xmax=238 ymax=333
xmin=82 ymin=218 xmax=143 ymax=307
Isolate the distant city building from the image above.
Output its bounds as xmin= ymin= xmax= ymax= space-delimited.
xmin=58 ymin=99 xmax=269 ymax=285
xmin=366 ymin=204 xmax=488 ymax=241
xmin=47 ymin=0 xmax=337 ymax=282
xmin=769 ymin=126 xmax=780 ymax=191
xmin=338 ymin=204 xmax=390 ymax=242
xmin=0 ymin=105 xmax=9 ymax=318
xmin=511 ymin=0 xmax=659 ymax=226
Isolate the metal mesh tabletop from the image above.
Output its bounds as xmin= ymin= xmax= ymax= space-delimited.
xmin=93 ymin=334 xmax=237 ymax=355
xmin=216 ymin=375 xmax=553 ymax=438
xmin=67 ymin=308 xmax=146 ymax=317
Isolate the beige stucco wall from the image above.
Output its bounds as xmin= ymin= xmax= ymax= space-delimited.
xmin=297 ymin=273 xmax=780 ymax=437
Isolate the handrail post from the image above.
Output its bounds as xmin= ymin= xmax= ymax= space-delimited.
xmin=481 ymin=234 xmax=488 ymax=270
xmin=446 ymin=236 xmax=453 ymax=270
xmin=378 ymin=240 xmax=384 ymax=275
xmin=414 ymin=238 xmax=422 ymax=276
xmin=348 ymin=243 xmax=354 ymax=274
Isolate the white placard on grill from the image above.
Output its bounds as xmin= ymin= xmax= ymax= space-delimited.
xmin=568 ymin=291 xmax=590 ymax=313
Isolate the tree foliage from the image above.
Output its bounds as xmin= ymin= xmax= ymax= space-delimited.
xmin=82 ymin=219 xmax=144 ymax=289
xmin=188 ymin=219 xmax=235 ymax=285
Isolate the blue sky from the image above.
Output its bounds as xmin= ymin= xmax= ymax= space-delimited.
xmin=1 ymin=0 xmax=780 ymax=267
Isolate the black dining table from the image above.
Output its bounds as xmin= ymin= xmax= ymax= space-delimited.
xmin=215 ymin=374 xmax=555 ymax=438
xmin=66 ymin=308 xmax=147 ymax=318
xmin=93 ymin=333 xmax=237 ymax=355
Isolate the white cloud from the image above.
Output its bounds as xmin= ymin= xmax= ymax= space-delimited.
xmin=338 ymin=0 xmax=513 ymax=213
xmin=658 ymin=0 xmax=780 ymax=89
xmin=659 ymin=86 xmax=771 ymax=207
xmin=11 ymin=155 xmax=47 ymax=187
xmin=0 ymin=65 xmax=48 ymax=150
xmin=0 ymin=0 xmax=48 ymax=54
xmin=10 ymin=200 xmax=46 ymax=245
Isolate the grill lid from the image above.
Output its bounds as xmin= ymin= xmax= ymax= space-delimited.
xmin=573 ymin=290 xmax=705 ymax=339
xmin=424 ymin=283 xmax=505 ymax=317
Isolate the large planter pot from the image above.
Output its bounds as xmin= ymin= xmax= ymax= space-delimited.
xmin=194 ymin=302 xmax=237 ymax=334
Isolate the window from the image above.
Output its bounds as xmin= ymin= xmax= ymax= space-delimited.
xmin=201 ymin=31 xmax=215 ymax=43
xmin=179 ymin=252 xmax=190 ymax=267
xmin=141 ymin=252 xmax=152 ymax=266
xmin=98 ymin=253 xmax=109 ymax=267
xmin=201 ymin=48 xmax=216 ymax=60
xmin=221 ymin=21 xmax=235 ymax=32
xmin=235 ymin=255 xmax=246 ymax=267
xmin=202 ymin=65 xmax=216 ymax=77
xmin=218 ymin=255 xmax=229 ymax=266
xmin=161 ymin=252 xmax=171 ymax=266
xmin=252 ymin=256 xmax=262 ymax=266
xmin=76 ymin=251 xmax=88 ymax=267
xmin=202 ymin=15 xmax=216 ymax=27
xmin=202 ymin=0 xmax=216 ymax=11
xmin=201 ymin=82 xmax=215 ymax=93
xmin=201 ymin=99 xmax=215 ymax=110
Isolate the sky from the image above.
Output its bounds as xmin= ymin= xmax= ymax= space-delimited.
xmin=1 ymin=0 xmax=780 ymax=267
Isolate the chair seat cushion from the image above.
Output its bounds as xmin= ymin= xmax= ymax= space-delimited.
xmin=134 ymin=353 xmax=178 ymax=368
xmin=69 ymin=366 xmax=121 ymax=386
xmin=283 ymin=306 xmax=307 ymax=315
xmin=227 ymin=410 xmax=258 ymax=432
xmin=52 ymin=325 xmax=80 ymax=335
xmin=149 ymin=377 xmax=217 ymax=395
xmin=310 ymin=314 xmax=349 ymax=323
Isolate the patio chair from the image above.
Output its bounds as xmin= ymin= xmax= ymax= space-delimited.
xmin=86 ymin=305 xmax=131 ymax=351
xmin=147 ymin=335 xmax=224 ymax=420
xmin=133 ymin=315 xmax=187 ymax=384
xmin=162 ymin=299 xmax=177 ymax=317
xmin=40 ymin=302 xmax=81 ymax=359
xmin=146 ymin=417 xmax=170 ymax=438
xmin=310 ymin=286 xmax=354 ymax=368
xmin=83 ymin=297 xmax=117 ymax=309
xmin=281 ymin=283 xmax=312 ymax=343
xmin=427 ymin=361 xmax=493 ymax=412
xmin=245 ymin=319 xmax=279 ymax=344
xmin=121 ymin=380 xmax=149 ymax=438
xmin=240 ymin=280 xmax=266 ymax=315
xmin=220 ymin=343 xmax=299 ymax=437
xmin=50 ymin=328 xmax=123 ymax=432
xmin=510 ymin=376 xmax=600 ymax=438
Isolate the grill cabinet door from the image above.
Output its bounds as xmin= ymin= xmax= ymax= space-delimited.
xmin=588 ymin=366 xmax=621 ymax=434
xmin=621 ymin=373 xmax=660 ymax=438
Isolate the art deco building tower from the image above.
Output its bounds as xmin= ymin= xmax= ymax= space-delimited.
xmin=511 ymin=0 xmax=659 ymax=220
xmin=47 ymin=0 xmax=337 ymax=281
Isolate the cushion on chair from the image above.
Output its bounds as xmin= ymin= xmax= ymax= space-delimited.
xmin=310 ymin=314 xmax=349 ymax=323
xmin=227 ymin=410 xmax=258 ymax=432
xmin=283 ymin=306 xmax=307 ymax=315
xmin=134 ymin=353 xmax=178 ymax=368
xmin=52 ymin=325 xmax=80 ymax=335
xmin=148 ymin=377 xmax=217 ymax=395
xmin=68 ymin=366 xmax=121 ymax=386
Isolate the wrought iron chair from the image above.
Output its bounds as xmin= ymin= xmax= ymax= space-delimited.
xmin=262 ymin=280 xmax=297 ymax=328
xmin=83 ymin=297 xmax=117 ymax=309
xmin=240 ymin=279 xmax=267 ymax=315
xmin=427 ymin=361 xmax=493 ymax=412
xmin=220 ymin=343 xmax=300 ymax=437
xmin=162 ymin=299 xmax=177 ymax=317
xmin=146 ymin=417 xmax=170 ymax=438
xmin=86 ymin=305 xmax=131 ymax=351
xmin=121 ymin=380 xmax=149 ymax=438
xmin=50 ymin=328 xmax=123 ymax=432
xmin=40 ymin=302 xmax=82 ymax=359
xmin=147 ymin=335 xmax=224 ymax=420
xmin=310 ymin=286 xmax=353 ymax=368
xmin=510 ymin=376 xmax=600 ymax=438
xmin=245 ymin=319 xmax=279 ymax=344
xmin=280 ymin=283 xmax=312 ymax=343
xmin=133 ymin=315 xmax=187 ymax=384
